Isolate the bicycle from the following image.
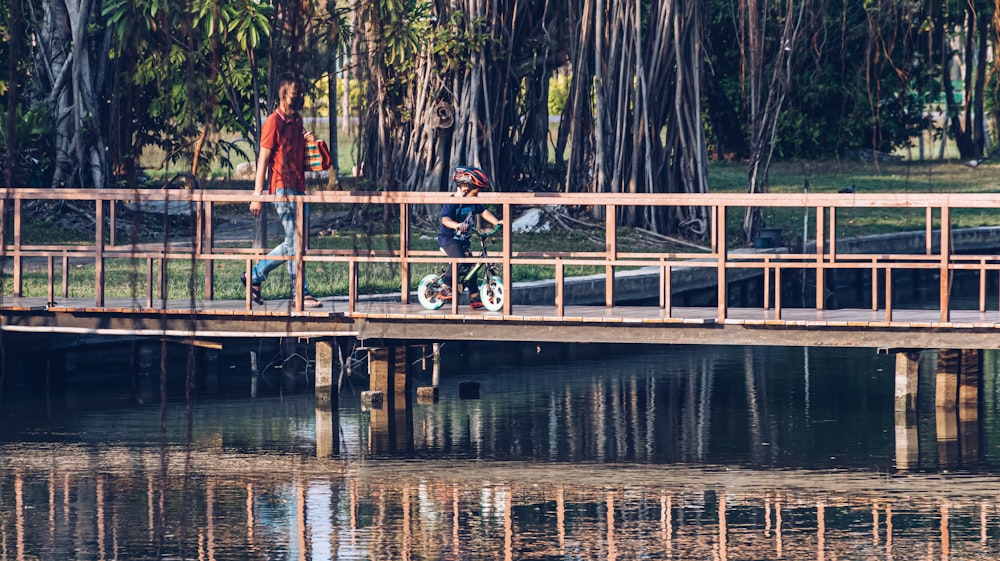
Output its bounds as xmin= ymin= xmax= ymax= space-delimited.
xmin=417 ymin=224 xmax=505 ymax=311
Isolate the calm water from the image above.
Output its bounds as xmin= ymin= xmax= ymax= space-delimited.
xmin=2 ymin=344 xmax=1000 ymax=560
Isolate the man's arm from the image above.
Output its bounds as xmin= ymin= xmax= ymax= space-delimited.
xmin=250 ymin=146 xmax=273 ymax=218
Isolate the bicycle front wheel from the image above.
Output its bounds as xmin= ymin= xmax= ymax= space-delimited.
xmin=479 ymin=275 xmax=504 ymax=312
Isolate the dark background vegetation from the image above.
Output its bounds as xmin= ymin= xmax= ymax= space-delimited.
xmin=1 ymin=0 xmax=997 ymax=243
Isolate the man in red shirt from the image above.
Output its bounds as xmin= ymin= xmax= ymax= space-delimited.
xmin=241 ymin=73 xmax=322 ymax=308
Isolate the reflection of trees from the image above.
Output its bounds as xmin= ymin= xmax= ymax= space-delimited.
xmin=1 ymin=451 xmax=997 ymax=560
xmin=414 ymin=346 xmax=896 ymax=468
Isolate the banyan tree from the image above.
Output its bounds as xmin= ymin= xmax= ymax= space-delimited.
xmin=352 ymin=0 xmax=710 ymax=238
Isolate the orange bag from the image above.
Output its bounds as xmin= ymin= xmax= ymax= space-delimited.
xmin=305 ymin=139 xmax=332 ymax=171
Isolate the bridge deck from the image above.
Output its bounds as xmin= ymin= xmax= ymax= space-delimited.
xmin=3 ymin=296 xmax=999 ymax=349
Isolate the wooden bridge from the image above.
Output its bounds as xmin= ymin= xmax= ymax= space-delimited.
xmin=3 ymin=188 xmax=1000 ymax=351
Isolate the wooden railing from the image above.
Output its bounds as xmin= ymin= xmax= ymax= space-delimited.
xmin=3 ymin=188 xmax=1000 ymax=320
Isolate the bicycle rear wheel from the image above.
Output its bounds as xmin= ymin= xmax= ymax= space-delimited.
xmin=417 ymin=274 xmax=447 ymax=310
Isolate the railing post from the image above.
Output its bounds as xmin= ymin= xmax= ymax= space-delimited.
xmin=450 ymin=261 xmax=459 ymax=314
xmin=294 ymin=197 xmax=306 ymax=312
xmin=815 ymin=206 xmax=826 ymax=310
xmin=399 ymin=203 xmax=410 ymax=304
xmin=828 ymin=207 xmax=838 ymax=308
xmin=47 ymin=255 xmax=54 ymax=305
xmin=12 ymin=198 xmax=22 ymax=297
xmin=555 ymin=258 xmax=564 ymax=317
xmin=348 ymin=260 xmax=357 ymax=314
xmin=605 ymin=203 xmax=616 ymax=307
xmin=158 ymin=258 xmax=166 ymax=309
xmin=95 ymin=197 xmax=105 ymax=307
xmin=502 ymin=202 xmax=512 ymax=314
xmin=661 ymin=258 xmax=671 ymax=317
xmin=715 ymin=203 xmax=727 ymax=321
xmin=763 ymin=260 xmax=771 ymax=310
xmin=885 ymin=267 xmax=893 ymax=322
xmin=62 ymin=253 xmax=69 ymax=298
xmin=109 ymin=199 xmax=117 ymax=247
xmin=979 ymin=258 xmax=987 ymax=313
xmin=147 ymin=258 xmax=155 ymax=308
xmin=940 ymin=206 xmax=951 ymax=323
xmin=871 ymin=258 xmax=878 ymax=311
xmin=774 ymin=266 xmax=782 ymax=320
xmin=243 ymin=259 xmax=252 ymax=310
xmin=925 ymin=207 xmax=933 ymax=255
xmin=204 ymin=201 xmax=215 ymax=300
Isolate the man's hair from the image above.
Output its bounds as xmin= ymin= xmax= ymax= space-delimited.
xmin=276 ymin=72 xmax=300 ymax=99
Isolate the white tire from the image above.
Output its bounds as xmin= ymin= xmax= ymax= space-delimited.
xmin=479 ymin=275 xmax=505 ymax=312
xmin=417 ymin=274 xmax=446 ymax=310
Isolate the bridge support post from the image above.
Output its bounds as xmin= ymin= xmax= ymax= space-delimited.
xmin=935 ymin=349 xmax=960 ymax=409
xmin=894 ymin=410 xmax=919 ymax=470
xmin=416 ymin=343 xmax=441 ymax=404
xmin=315 ymin=401 xmax=339 ymax=458
xmin=314 ymin=339 xmax=341 ymax=458
xmin=367 ymin=345 xmax=413 ymax=454
xmin=935 ymin=349 xmax=960 ymax=468
xmin=314 ymin=339 xmax=339 ymax=405
xmin=894 ymin=351 xmax=920 ymax=412
xmin=959 ymin=349 xmax=981 ymax=464
xmin=934 ymin=349 xmax=981 ymax=467
xmin=935 ymin=348 xmax=980 ymax=412
xmin=893 ymin=350 xmax=921 ymax=471
xmin=958 ymin=349 xmax=981 ymax=421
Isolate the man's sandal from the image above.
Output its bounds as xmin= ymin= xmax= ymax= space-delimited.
xmin=240 ymin=272 xmax=265 ymax=305
xmin=303 ymin=295 xmax=323 ymax=308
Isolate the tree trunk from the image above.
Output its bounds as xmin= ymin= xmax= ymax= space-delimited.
xmin=740 ymin=0 xmax=809 ymax=244
xmin=5 ymin=0 xmax=24 ymax=188
xmin=327 ymin=68 xmax=340 ymax=189
xmin=37 ymin=0 xmax=107 ymax=188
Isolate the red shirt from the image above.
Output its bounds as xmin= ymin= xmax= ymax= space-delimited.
xmin=260 ymin=108 xmax=306 ymax=194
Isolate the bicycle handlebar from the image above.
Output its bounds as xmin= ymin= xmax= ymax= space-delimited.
xmin=477 ymin=224 xmax=503 ymax=237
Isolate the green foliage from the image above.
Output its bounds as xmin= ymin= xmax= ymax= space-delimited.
xmin=0 ymin=104 xmax=52 ymax=186
xmin=428 ymin=10 xmax=489 ymax=73
xmin=102 ymin=0 xmax=278 ymax=177
xmin=704 ymin=0 xmax=938 ymax=160
xmin=548 ymin=73 xmax=570 ymax=116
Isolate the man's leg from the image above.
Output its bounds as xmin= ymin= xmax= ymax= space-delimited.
xmin=283 ymin=202 xmax=312 ymax=296
xmin=251 ymin=199 xmax=304 ymax=293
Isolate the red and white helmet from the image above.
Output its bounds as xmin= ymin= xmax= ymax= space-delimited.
xmin=453 ymin=166 xmax=490 ymax=191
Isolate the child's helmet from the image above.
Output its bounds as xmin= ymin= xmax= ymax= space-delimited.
xmin=453 ymin=166 xmax=490 ymax=191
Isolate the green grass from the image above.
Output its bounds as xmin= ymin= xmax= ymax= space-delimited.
xmin=709 ymin=159 xmax=1000 ymax=244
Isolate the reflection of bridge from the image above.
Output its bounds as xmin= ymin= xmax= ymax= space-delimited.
xmin=2 ymin=443 xmax=998 ymax=560
xmin=2 ymin=188 xmax=998 ymax=441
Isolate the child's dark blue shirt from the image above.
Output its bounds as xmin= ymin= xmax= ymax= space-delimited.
xmin=438 ymin=201 xmax=487 ymax=246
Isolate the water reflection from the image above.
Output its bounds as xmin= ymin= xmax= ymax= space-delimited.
xmin=406 ymin=345 xmax=901 ymax=468
xmin=3 ymin=453 xmax=1000 ymax=560
xmin=2 ymin=345 xmax=1000 ymax=560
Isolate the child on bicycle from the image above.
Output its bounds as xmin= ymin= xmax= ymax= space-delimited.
xmin=438 ymin=165 xmax=503 ymax=308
